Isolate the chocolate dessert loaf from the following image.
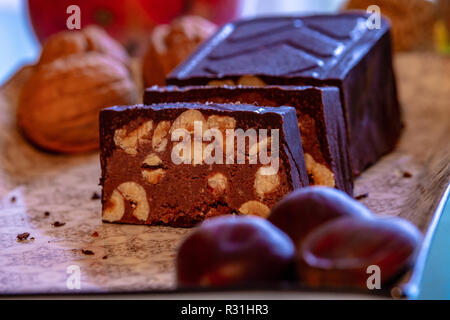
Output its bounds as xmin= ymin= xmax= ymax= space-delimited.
xmin=100 ymin=103 xmax=309 ymax=227
xmin=167 ymin=13 xmax=402 ymax=175
xmin=144 ymin=85 xmax=352 ymax=195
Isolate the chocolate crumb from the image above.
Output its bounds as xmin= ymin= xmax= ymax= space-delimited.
xmin=92 ymin=231 xmax=99 ymax=237
xmin=82 ymin=249 xmax=95 ymax=255
xmin=355 ymin=193 xmax=369 ymax=200
xmin=91 ymin=192 xmax=101 ymax=200
xmin=53 ymin=221 xmax=66 ymax=227
xmin=44 ymin=211 xmax=50 ymax=217
xmin=30 ymin=237 xmax=35 ymax=241
xmin=102 ymin=255 xmax=108 ymax=260
xmin=17 ymin=232 xmax=30 ymax=241
xmin=403 ymin=171 xmax=413 ymax=178
xmin=10 ymin=196 xmax=16 ymax=203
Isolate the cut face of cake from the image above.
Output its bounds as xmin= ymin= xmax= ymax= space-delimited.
xmin=144 ymin=85 xmax=352 ymax=195
xmin=167 ymin=13 xmax=402 ymax=176
xmin=100 ymin=103 xmax=309 ymax=227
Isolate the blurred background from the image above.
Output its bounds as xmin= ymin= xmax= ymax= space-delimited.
xmin=0 ymin=0 xmax=448 ymax=85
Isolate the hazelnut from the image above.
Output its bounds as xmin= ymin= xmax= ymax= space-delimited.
xmin=170 ymin=109 xmax=207 ymax=134
xmin=117 ymin=182 xmax=149 ymax=222
xmin=102 ymin=189 xmax=125 ymax=222
xmin=143 ymin=16 xmax=217 ymax=86
xmin=18 ymin=52 xmax=138 ymax=153
xmin=239 ymin=200 xmax=270 ymax=218
xmin=237 ymin=75 xmax=266 ymax=86
xmin=207 ymin=173 xmax=227 ymax=195
xmin=142 ymin=154 xmax=166 ymax=184
xmin=114 ymin=120 xmax=153 ymax=155
xmin=142 ymin=153 xmax=163 ymax=167
xmin=304 ymin=153 xmax=335 ymax=187
xmin=254 ymin=166 xmax=280 ymax=198
xmin=142 ymin=168 xmax=166 ymax=185
xmin=206 ymin=115 xmax=236 ymax=132
xmin=208 ymin=79 xmax=235 ymax=86
xmin=152 ymin=121 xmax=171 ymax=152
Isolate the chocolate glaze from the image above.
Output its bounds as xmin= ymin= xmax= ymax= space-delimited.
xmin=167 ymin=13 xmax=402 ymax=175
xmin=100 ymin=103 xmax=309 ymax=227
xmin=144 ymin=85 xmax=352 ymax=195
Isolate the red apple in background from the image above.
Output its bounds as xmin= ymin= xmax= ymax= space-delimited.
xmin=27 ymin=0 xmax=241 ymax=55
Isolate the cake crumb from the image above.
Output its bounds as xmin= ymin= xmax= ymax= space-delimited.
xmin=355 ymin=193 xmax=369 ymax=200
xmin=53 ymin=221 xmax=65 ymax=227
xmin=403 ymin=171 xmax=413 ymax=178
xmin=17 ymin=232 xmax=30 ymax=241
xmin=91 ymin=192 xmax=101 ymax=200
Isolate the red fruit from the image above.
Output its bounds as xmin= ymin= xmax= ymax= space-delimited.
xmin=27 ymin=0 xmax=240 ymax=54
xmin=176 ymin=215 xmax=295 ymax=287
xmin=297 ymin=216 xmax=422 ymax=289
xmin=268 ymin=187 xmax=373 ymax=248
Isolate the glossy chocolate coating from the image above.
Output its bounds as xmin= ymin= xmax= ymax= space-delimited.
xmin=100 ymin=103 xmax=309 ymax=227
xmin=145 ymin=85 xmax=353 ymax=195
xmin=167 ymin=13 xmax=402 ymax=175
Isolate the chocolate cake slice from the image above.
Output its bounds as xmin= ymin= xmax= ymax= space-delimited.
xmin=144 ymin=85 xmax=352 ymax=195
xmin=100 ymin=103 xmax=309 ymax=227
xmin=166 ymin=13 xmax=402 ymax=175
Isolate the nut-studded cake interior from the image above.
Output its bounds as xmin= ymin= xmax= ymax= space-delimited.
xmin=100 ymin=103 xmax=308 ymax=227
xmin=144 ymin=85 xmax=352 ymax=195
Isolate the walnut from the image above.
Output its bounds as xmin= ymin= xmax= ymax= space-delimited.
xmin=304 ymin=153 xmax=335 ymax=187
xmin=143 ymin=15 xmax=217 ymax=86
xmin=207 ymin=172 xmax=227 ymax=195
xmin=238 ymin=201 xmax=270 ymax=218
xmin=254 ymin=166 xmax=280 ymax=198
xmin=38 ymin=25 xmax=129 ymax=66
xmin=152 ymin=121 xmax=171 ymax=152
xmin=18 ymin=52 xmax=138 ymax=153
xmin=114 ymin=120 xmax=154 ymax=155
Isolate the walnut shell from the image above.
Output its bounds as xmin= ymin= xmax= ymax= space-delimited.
xmin=142 ymin=15 xmax=217 ymax=86
xmin=38 ymin=25 xmax=129 ymax=66
xmin=18 ymin=52 xmax=138 ymax=153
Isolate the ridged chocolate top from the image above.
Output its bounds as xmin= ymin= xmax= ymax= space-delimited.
xmin=168 ymin=12 xmax=389 ymax=83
